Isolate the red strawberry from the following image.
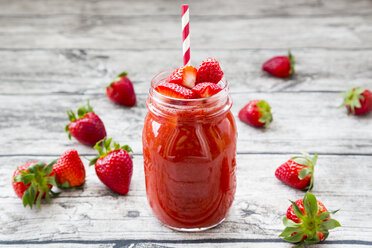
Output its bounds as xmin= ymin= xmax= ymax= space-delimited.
xmin=196 ymin=58 xmax=224 ymax=84
xmin=275 ymin=152 xmax=317 ymax=190
xmin=238 ymin=100 xmax=273 ymax=128
xmin=90 ymin=138 xmax=133 ymax=195
xmin=280 ymin=192 xmax=340 ymax=246
xmin=106 ymin=72 xmax=136 ymax=107
xmin=340 ymin=87 xmax=372 ymax=115
xmin=53 ymin=149 xmax=86 ymax=188
xmin=155 ymin=82 xmax=197 ymax=99
xmin=168 ymin=66 xmax=184 ymax=85
xmin=66 ymin=101 xmax=107 ymax=146
xmin=12 ymin=161 xmax=58 ymax=209
xmin=262 ymin=51 xmax=295 ymax=78
xmin=182 ymin=66 xmax=197 ymax=88
xmin=192 ymin=82 xmax=222 ymax=98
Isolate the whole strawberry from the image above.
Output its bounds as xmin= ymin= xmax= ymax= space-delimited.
xmin=106 ymin=72 xmax=136 ymax=107
xmin=238 ymin=100 xmax=273 ymax=128
xmin=65 ymin=101 xmax=107 ymax=146
xmin=12 ymin=161 xmax=58 ymax=209
xmin=196 ymin=58 xmax=224 ymax=84
xmin=53 ymin=149 xmax=86 ymax=188
xmin=340 ymin=87 xmax=372 ymax=115
xmin=275 ymin=152 xmax=317 ymax=190
xmin=263 ymin=51 xmax=295 ymax=78
xmin=280 ymin=192 xmax=340 ymax=246
xmin=90 ymin=138 xmax=133 ymax=195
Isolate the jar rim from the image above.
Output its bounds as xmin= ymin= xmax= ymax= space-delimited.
xmin=150 ymin=69 xmax=229 ymax=104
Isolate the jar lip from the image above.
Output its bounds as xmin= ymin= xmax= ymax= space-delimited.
xmin=150 ymin=69 xmax=229 ymax=103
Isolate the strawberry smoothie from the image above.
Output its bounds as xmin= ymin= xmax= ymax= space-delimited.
xmin=142 ymin=69 xmax=237 ymax=230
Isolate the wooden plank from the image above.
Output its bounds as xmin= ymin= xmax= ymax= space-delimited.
xmin=1 ymin=0 xmax=372 ymax=16
xmin=0 ymin=15 xmax=371 ymax=49
xmin=0 ymin=245 xmax=113 ymax=248
xmin=1 ymin=242 xmax=372 ymax=248
xmin=1 ymin=49 xmax=372 ymax=95
xmin=1 ymin=154 xmax=371 ymax=244
xmin=0 ymin=91 xmax=371 ymax=155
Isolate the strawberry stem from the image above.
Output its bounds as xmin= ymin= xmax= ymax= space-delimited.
xmin=340 ymin=87 xmax=365 ymax=115
xmin=281 ymin=193 xmax=341 ymax=246
xmin=13 ymin=161 xmax=58 ymax=209
xmin=108 ymin=71 xmax=128 ymax=87
xmin=65 ymin=100 xmax=95 ymax=139
xmin=257 ymin=100 xmax=273 ymax=128
xmin=90 ymin=137 xmax=133 ymax=166
xmin=288 ymin=50 xmax=295 ymax=76
xmin=292 ymin=152 xmax=317 ymax=191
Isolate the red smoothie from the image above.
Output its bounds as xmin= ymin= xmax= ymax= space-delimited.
xmin=142 ymin=70 xmax=237 ymax=230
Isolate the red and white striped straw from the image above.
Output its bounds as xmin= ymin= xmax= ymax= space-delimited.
xmin=181 ymin=4 xmax=190 ymax=66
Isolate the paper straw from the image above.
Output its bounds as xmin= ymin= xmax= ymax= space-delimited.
xmin=182 ymin=4 xmax=190 ymax=66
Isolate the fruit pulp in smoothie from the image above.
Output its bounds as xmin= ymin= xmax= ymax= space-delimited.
xmin=143 ymin=100 xmax=237 ymax=229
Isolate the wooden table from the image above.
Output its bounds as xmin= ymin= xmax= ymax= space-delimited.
xmin=1 ymin=0 xmax=372 ymax=247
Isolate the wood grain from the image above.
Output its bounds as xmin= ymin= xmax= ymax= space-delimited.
xmin=1 ymin=0 xmax=372 ymax=16
xmin=1 ymin=154 xmax=372 ymax=245
xmin=0 ymin=14 xmax=371 ymax=49
xmin=0 ymin=91 xmax=371 ymax=155
xmin=1 ymin=49 xmax=372 ymax=95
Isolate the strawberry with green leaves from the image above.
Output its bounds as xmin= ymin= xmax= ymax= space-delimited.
xmin=340 ymin=87 xmax=372 ymax=115
xmin=90 ymin=138 xmax=133 ymax=195
xmin=280 ymin=192 xmax=341 ymax=247
xmin=238 ymin=100 xmax=273 ymax=128
xmin=65 ymin=101 xmax=107 ymax=146
xmin=12 ymin=161 xmax=58 ymax=209
xmin=106 ymin=72 xmax=136 ymax=107
xmin=263 ymin=51 xmax=295 ymax=78
xmin=275 ymin=153 xmax=317 ymax=190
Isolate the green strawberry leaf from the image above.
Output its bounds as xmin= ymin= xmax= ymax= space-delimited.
xmin=298 ymin=168 xmax=312 ymax=180
xmin=303 ymin=192 xmax=318 ymax=218
xmin=92 ymin=137 xmax=133 ymax=163
xmin=292 ymin=152 xmax=317 ymax=191
xmin=113 ymin=142 xmax=120 ymax=150
xmin=292 ymin=157 xmax=309 ymax=166
xmin=43 ymin=162 xmax=54 ymax=176
xmin=257 ymin=100 xmax=273 ymax=128
xmin=61 ymin=181 xmax=71 ymax=188
xmin=36 ymin=189 xmax=44 ymax=209
xmin=340 ymin=87 xmax=366 ymax=115
xmin=321 ymin=219 xmax=341 ymax=230
xmin=20 ymin=174 xmax=34 ymax=185
xmin=117 ymin=72 xmax=128 ymax=78
xmin=46 ymin=176 xmax=58 ymax=187
xmin=89 ymin=157 xmax=99 ymax=166
xmin=316 ymin=211 xmax=330 ymax=221
xmin=288 ymin=50 xmax=295 ymax=76
xmin=283 ymin=217 xmax=300 ymax=227
xmin=290 ymin=200 xmax=304 ymax=219
xmin=283 ymin=231 xmax=304 ymax=243
xmin=67 ymin=101 xmax=95 ymax=133
xmin=16 ymin=161 xmax=59 ymax=209
xmin=279 ymin=226 xmax=302 ymax=237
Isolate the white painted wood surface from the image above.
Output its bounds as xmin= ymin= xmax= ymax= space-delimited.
xmin=1 ymin=0 xmax=372 ymax=247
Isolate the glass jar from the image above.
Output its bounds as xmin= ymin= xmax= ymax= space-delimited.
xmin=142 ymin=70 xmax=237 ymax=231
